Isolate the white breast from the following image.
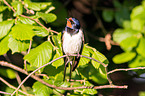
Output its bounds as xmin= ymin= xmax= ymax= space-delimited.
xmin=63 ymin=29 xmax=83 ymax=55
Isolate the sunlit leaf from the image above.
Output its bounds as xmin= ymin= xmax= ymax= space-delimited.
xmin=91 ymin=50 xmax=108 ymax=69
xmin=24 ymin=41 xmax=53 ymax=70
xmin=11 ymin=23 xmax=35 ymax=40
xmin=54 ymin=73 xmax=63 ymax=86
xmin=36 ymin=12 xmax=57 ymax=23
xmin=113 ymin=52 xmax=136 ymax=64
xmin=52 ymin=33 xmax=62 ymax=49
xmin=82 ymin=81 xmax=97 ymax=95
xmin=120 ymin=36 xmax=139 ymax=51
xmin=24 ymin=1 xmax=52 ymax=11
xmin=139 ymin=91 xmax=145 ymax=96
xmin=33 ymin=80 xmax=53 ymax=96
xmin=123 ymin=20 xmax=131 ymax=29
xmin=52 ymin=50 xmax=64 ymax=68
xmin=129 ymin=55 xmax=145 ymax=68
xmin=137 ymin=37 xmax=145 ymax=57
xmin=131 ymin=18 xmax=144 ymax=31
xmin=18 ymin=16 xmax=36 ymax=25
xmin=8 ymin=35 xmax=29 ymax=54
xmin=79 ymin=44 xmax=90 ymax=66
xmin=113 ymin=28 xmax=140 ymax=43
xmin=12 ymin=1 xmax=23 ymax=16
xmin=33 ymin=26 xmax=49 ymax=37
xmin=131 ymin=5 xmax=145 ymax=19
xmin=0 ymin=20 xmax=14 ymax=39
xmin=0 ymin=6 xmax=7 ymax=12
xmin=0 ymin=35 xmax=9 ymax=55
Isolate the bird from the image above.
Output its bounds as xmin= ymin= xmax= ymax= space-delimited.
xmin=62 ymin=17 xmax=84 ymax=81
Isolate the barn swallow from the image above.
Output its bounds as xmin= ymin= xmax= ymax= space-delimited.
xmin=62 ymin=17 xmax=84 ymax=81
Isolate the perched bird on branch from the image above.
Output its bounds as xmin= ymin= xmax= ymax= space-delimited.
xmin=62 ymin=17 xmax=84 ymax=81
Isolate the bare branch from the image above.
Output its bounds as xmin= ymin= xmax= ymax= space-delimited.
xmin=108 ymin=67 xmax=145 ymax=74
xmin=105 ymin=67 xmax=112 ymax=85
xmin=15 ymin=72 xmax=27 ymax=92
xmin=80 ymin=55 xmax=108 ymax=67
xmin=0 ymin=91 xmax=11 ymax=95
xmin=3 ymin=0 xmax=16 ymax=12
xmin=0 ymin=77 xmax=32 ymax=95
xmin=24 ymin=40 xmax=32 ymax=71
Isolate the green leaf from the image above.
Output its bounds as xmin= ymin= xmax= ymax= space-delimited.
xmin=36 ymin=12 xmax=57 ymax=23
xmin=91 ymin=50 xmax=108 ymax=69
xmin=0 ymin=20 xmax=14 ymax=39
xmin=139 ymin=91 xmax=145 ymax=96
xmin=0 ymin=13 xmax=3 ymax=22
xmin=33 ymin=26 xmax=49 ymax=37
xmin=52 ymin=33 xmax=62 ymax=49
xmin=113 ymin=52 xmax=136 ymax=64
xmin=131 ymin=18 xmax=144 ymax=31
xmin=0 ymin=6 xmax=7 ymax=12
xmin=24 ymin=1 xmax=52 ymax=11
xmin=102 ymin=10 xmax=114 ymax=22
xmin=11 ymin=23 xmax=35 ymax=40
xmin=8 ymin=35 xmax=29 ymax=54
xmin=137 ymin=38 xmax=145 ymax=57
xmin=79 ymin=45 xmax=90 ymax=66
xmin=82 ymin=81 xmax=97 ymax=95
xmin=113 ymin=0 xmax=122 ymax=8
xmin=0 ymin=68 xmax=16 ymax=79
xmin=113 ymin=28 xmax=140 ymax=43
xmin=123 ymin=20 xmax=131 ymax=29
xmin=12 ymin=1 xmax=23 ymax=16
xmin=54 ymin=73 xmax=63 ymax=86
xmin=44 ymin=64 xmax=64 ymax=77
xmin=131 ymin=5 xmax=145 ymax=19
xmin=120 ymin=36 xmax=139 ymax=51
xmin=0 ymin=35 xmax=10 ymax=55
xmin=52 ymin=50 xmax=64 ymax=68
xmin=24 ymin=41 xmax=53 ymax=70
xmin=114 ymin=7 xmax=130 ymax=26
xmin=18 ymin=16 xmax=36 ymax=25
xmin=33 ymin=80 xmax=53 ymax=96
xmin=89 ymin=64 xmax=107 ymax=84
xmin=129 ymin=55 xmax=145 ymax=68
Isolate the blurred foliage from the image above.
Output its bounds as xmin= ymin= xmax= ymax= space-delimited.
xmin=112 ymin=0 xmax=145 ymax=75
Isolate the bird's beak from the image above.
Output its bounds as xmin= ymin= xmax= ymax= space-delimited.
xmin=66 ymin=18 xmax=72 ymax=28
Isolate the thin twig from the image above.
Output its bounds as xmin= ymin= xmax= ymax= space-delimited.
xmin=105 ymin=67 xmax=112 ymax=85
xmin=0 ymin=77 xmax=32 ymax=96
xmin=24 ymin=40 xmax=32 ymax=71
xmin=80 ymin=55 xmax=107 ymax=67
xmin=108 ymin=67 xmax=145 ymax=75
xmin=3 ymin=54 xmax=11 ymax=62
xmin=15 ymin=72 xmax=27 ymax=92
xmin=0 ymin=91 xmax=11 ymax=95
xmin=3 ymin=0 xmax=16 ymax=12
xmin=20 ymin=15 xmax=58 ymax=34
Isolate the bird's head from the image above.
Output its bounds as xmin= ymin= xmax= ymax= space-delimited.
xmin=66 ymin=17 xmax=80 ymax=30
